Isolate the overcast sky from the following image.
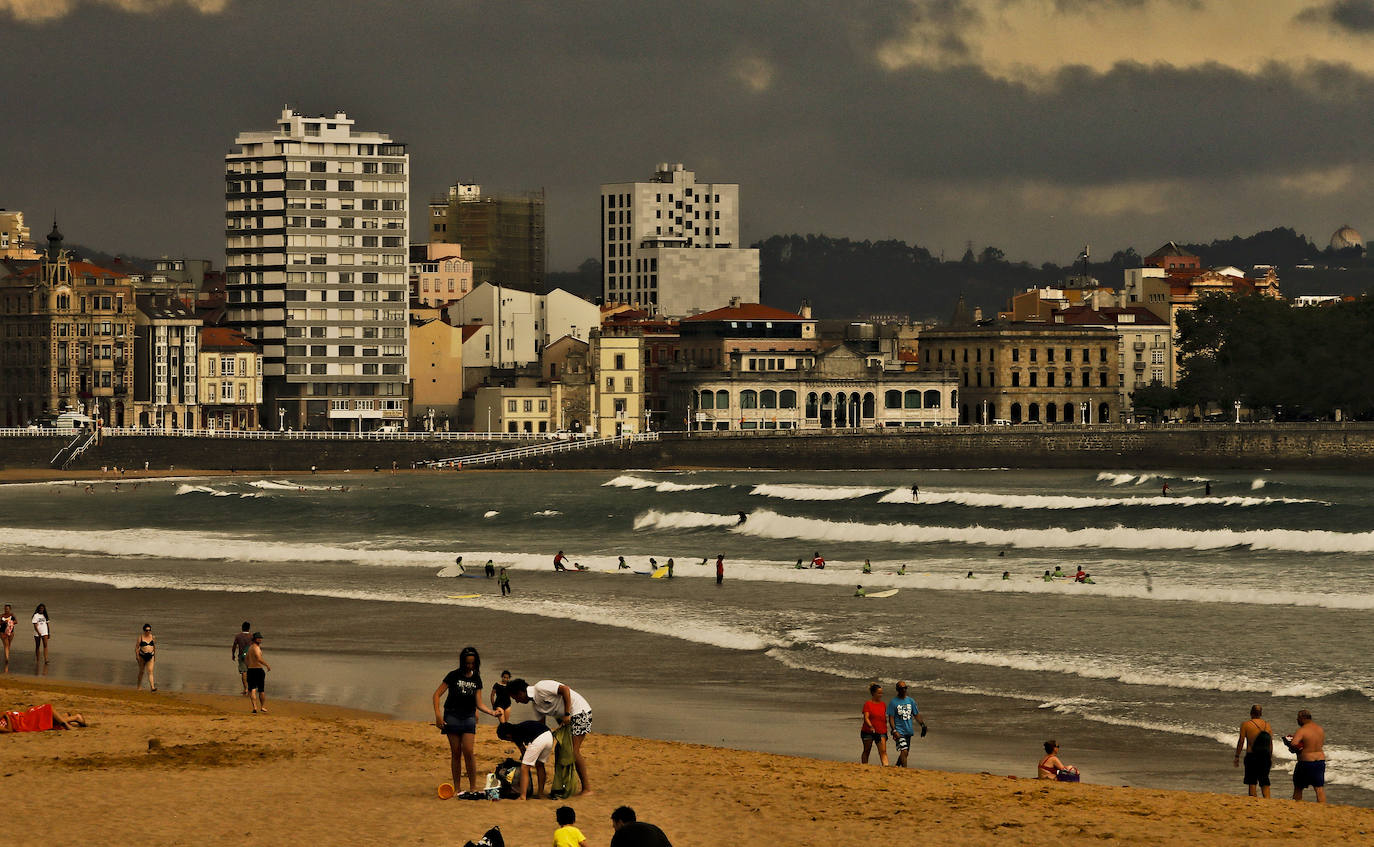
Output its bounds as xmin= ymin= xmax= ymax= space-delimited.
xmin=2 ymin=0 xmax=1372 ymax=268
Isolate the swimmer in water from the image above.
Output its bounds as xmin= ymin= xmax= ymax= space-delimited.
xmin=738 ymin=511 xmax=748 ymax=525
xmin=862 ymin=559 xmax=872 ymax=575
xmin=854 ymin=585 xmax=866 ymax=597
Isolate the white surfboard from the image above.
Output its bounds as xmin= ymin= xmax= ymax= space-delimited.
xmin=866 ymin=589 xmax=900 ymax=598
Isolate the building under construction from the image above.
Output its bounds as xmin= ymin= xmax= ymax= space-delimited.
xmin=428 ymin=183 xmax=545 ymax=293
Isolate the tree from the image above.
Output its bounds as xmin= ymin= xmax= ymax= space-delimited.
xmin=1130 ymin=380 xmax=1180 ymax=422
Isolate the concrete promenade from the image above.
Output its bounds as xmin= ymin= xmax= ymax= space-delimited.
xmin=7 ymin=423 xmax=1374 ymax=471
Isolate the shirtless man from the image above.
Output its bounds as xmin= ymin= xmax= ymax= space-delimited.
xmin=1287 ymin=709 xmax=1326 ymax=803
xmin=246 ymin=632 xmax=272 ymax=714
xmin=1233 ymin=704 xmax=1274 ymax=798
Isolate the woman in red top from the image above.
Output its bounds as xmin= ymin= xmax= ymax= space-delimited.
xmin=861 ymin=682 xmax=889 ymax=766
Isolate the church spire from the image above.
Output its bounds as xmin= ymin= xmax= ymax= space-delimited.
xmin=46 ymin=216 xmax=64 ymax=262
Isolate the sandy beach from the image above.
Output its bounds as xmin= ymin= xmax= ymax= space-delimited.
xmin=2 ymin=677 xmax=1371 ymax=846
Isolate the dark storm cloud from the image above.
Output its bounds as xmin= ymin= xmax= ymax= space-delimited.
xmin=0 ymin=0 xmax=1370 ymax=266
xmin=1297 ymin=0 xmax=1374 ymax=32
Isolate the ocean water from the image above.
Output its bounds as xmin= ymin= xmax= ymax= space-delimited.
xmin=1 ymin=467 xmax=1371 ymax=802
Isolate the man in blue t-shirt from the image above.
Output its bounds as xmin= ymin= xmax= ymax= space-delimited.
xmin=886 ymin=680 xmax=927 ymax=768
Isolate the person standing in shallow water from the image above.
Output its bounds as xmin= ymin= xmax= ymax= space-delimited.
xmin=0 ymin=604 xmax=15 ymax=664
xmin=499 ymin=566 xmax=512 ymax=596
xmin=32 ymin=604 xmax=49 ymax=664
xmin=135 ymin=623 xmax=157 ymax=691
xmin=1234 ymin=704 xmax=1273 ymax=798
xmin=715 ymin=554 xmax=724 ymax=585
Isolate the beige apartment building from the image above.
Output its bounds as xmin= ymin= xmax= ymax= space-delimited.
xmin=919 ymin=311 xmax=1121 ymax=425
xmin=469 ymin=381 xmax=562 ymax=434
xmin=409 ymin=316 xmax=464 ymax=429
xmin=199 ymin=327 xmax=263 ymax=430
xmin=590 ymin=330 xmax=645 ymax=435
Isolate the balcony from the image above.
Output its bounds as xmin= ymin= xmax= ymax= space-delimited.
xmin=1133 ymin=342 xmax=1146 ymax=351
xmin=1133 ymin=361 xmax=1147 ymax=371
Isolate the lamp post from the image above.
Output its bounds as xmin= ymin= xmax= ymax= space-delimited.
xmin=486 ymin=406 xmax=492 ymax=435
xmin=277 ymin=406 xmax=285 ymax=432
xmin=1081 ymin=401 xmax=1089 ymax=425
xmin=1234 ymin=399 xmax=1241 ymax=424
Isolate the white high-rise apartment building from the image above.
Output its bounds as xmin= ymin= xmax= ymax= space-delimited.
xmin=601 ymin=162 xmax=759 ymax=317
xmin=225 ymin=108 xmax=410 ymax=431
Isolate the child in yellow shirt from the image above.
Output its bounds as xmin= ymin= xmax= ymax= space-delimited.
xmin=554 ymin=805 xmax=587 ymax=847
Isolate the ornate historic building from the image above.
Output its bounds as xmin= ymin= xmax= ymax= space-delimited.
xmin=0 ymin=223 xmax=137 ymax=426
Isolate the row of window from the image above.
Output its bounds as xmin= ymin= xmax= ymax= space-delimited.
xmin=931 ymin=346 xmax=1111 ymax=365
xmin=284 ymin=345 xmax=404 ymax=357
xmin=966 ymin=370 xmax=1113 ymax=388
xmin=505 ymin=398 xmax=551 ymax=413
xmin=286 ymin=362 xmax=404 ymax=375
xmin=329 ymin=399 xmax=405 ymax=410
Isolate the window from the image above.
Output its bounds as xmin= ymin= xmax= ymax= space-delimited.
xmin=698 ymin=390 xmax=714 ymax=410
xmin=1012 ymin=348 xmax=1020 ymax=362
xmin=1047 ymin=348 xmax=1055 ymax=363
xmin=780 ymin=390 xmax=797 ymax=409
xmin=523 ymin=400 xmax=533 ymax=413
xmin=614 ymin=353 xmax=625 ymax=369
xmin=606 ymin=377 xmax=614 ymax=391
xmin=904 ymin=390 xmax=921 ymax=409
xmin=760 ymin=390 xmax=777 ymax=409
xmin=923 ymin=390 xmax=941 ymax=408
xmin=507 ymin=400 xmax=517 ymax=413
xmin=1030 ymin=372 xmax=1038 ymax=387
xmin=624 ymin=377 xmax=634 ymax=392
xmin=1011 ymin=372 xmax=1020 ymax=387
xmin=1047 ymin=373 xmax=1056 ymax=387
xmin=885 ymin=390 xmax=902 ymax=409
xmin=740 ymin=390 xmax=758 ymax=409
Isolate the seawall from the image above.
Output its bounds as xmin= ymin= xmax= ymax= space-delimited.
xmin=7 ymin=423 xmax=1374 ymax=472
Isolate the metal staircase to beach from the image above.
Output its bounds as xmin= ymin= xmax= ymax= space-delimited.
xmin=50 ymin=428 xmax=99 ymax=469
xmin=424 ymin=432 xmax=658 ymax=469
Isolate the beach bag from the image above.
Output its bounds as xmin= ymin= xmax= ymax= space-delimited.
xmin=1252 ymin=729 xmax=1273 ymax=759
xmin=1055 ymin=769 xmax=1080 ymax=783
xmin=492 ymin=758 xmax=521 ymax=799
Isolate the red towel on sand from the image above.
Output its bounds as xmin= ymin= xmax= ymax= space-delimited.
xmin=4 ymin=704 xmax=53 ymax=732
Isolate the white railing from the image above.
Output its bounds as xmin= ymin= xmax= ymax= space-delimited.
xmin=426 ymin=432 xmax=660 ymax=468
xmin=92 ymin=427 xmax=574 ymax=442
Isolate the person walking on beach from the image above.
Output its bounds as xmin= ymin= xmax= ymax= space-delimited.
xmin=610 ymin=806 xmax=673 ymax=847
xmin=246 ymin=632 xmax=270 ymax=714
xmin=32 ymin=604 xmax=49 ymax=664
xmin=231 ymin=622 xmax=253 ymax=695
xmin=499 ymin=566 xmax=512 ymax=596
xmin=490 ymin=669 xmax=514 ymax=723
xmin=886 ymin=680 xmax=926 ymax=768
xmin=1286 ymin=709 xmax=1326 ymax=803
xmin=860 ymin=682 xmax=889 ymax=766
xmin=432 ymin=645 xmax=498 ymax=793
xmin=1234 ymin=704 xmax=1273 ymax=798
xmin=666 ymin=558 xmax=674 ymax=579
xmin=0 ymin=604 xmax=15 ymax=664
xmin=509 ymin=678 xmax=594 ymax=794
xmin=134 ymin=623 xmax=157 ymax=692
xmin=715 ymin=554 xmax=724 ymax=585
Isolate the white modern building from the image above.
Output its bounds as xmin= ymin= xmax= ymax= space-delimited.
xmin=445 ymin=283 xmax=599 ymax=369
xmin=225 ymin=108 xmax=410 ymax=431
xmin=600 ymin=162 xmax=759 ymax=317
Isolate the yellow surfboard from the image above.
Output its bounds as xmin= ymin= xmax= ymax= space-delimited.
xmin=651 ymin=566 xmax=671 ymax=579
xmin=445 ymin=594 xmax=481 ymax=599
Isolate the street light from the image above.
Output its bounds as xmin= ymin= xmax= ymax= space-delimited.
xmin=278 ymin=406 xmax=285 ymax=431
xmin=1234 ymin=399 xmax=1241 ymax=424
xmin=1081 ymin=401 xmax=1089 ymax=425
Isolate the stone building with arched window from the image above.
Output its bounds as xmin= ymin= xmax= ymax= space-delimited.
xmin=668 ymin=342 xmax=958 ymax=431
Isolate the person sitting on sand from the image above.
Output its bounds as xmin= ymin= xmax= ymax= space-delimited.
xmin=0 ymin=704 xmax=86 ymax=732
xmin=1038 ymin=740 xmax=1079 ymax=781
xmin=618 ymin=556 xmax=629 ymax=570
xmin=863 ymin=559 xmax=872 ymax=575
xmin=897 ymin=564 xmax=907 ymax=576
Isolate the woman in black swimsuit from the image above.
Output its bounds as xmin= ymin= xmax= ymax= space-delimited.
xmin=135 ymin=623 xmax=157 ymax=692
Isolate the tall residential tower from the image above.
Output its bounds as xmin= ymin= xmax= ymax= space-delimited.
xmin=600 ymin=162 xmax=758 ymax=317
xmin=225 ymin=108 xmax=409 ymax=431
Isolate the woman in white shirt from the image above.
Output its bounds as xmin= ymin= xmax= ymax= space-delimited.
xmin=32 ymin=604 xmax=49 ymax=664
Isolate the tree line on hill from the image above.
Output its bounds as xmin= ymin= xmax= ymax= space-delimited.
xmin=1131 ymin=293 xmax=1374 ymax=421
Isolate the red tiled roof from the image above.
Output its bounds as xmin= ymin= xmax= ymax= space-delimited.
xmin=460 ymin=323 xmax=485 ymax=342
xmin=13 ymin=260 xmax=130 ymax=280
xmin=682 ymin=303 xmax=806 ymax=322
xmin=199 ymin=327 xmax=257 ymax=351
